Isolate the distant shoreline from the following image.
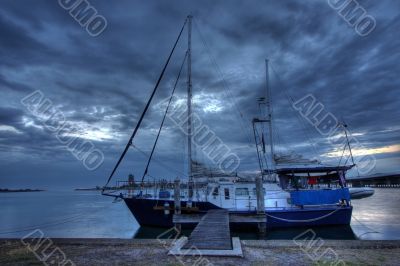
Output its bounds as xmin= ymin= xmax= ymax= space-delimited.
xmin=74 ymin=188 xmax=102 ymax=191
xmin=74 ymin=187 xmax=119 ymax=191
xmin=0 ymin=188 xmax=44 ymax=193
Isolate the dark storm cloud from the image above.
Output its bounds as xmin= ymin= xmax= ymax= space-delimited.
xmin=0 ymin=0 xmax=399 ymax=188
xmin=0 ymin=74 xmax=32 ymax=93
xmin=0 ymin=106 xmax=24 ymax=125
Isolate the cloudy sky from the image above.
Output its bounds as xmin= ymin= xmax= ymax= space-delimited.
xmin=0 ymin=0 xmax=399 ymax=189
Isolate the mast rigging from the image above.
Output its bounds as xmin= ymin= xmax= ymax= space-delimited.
xmin=140 ymin=52 xmax=188 ymax=185
xmin=102 ymin=19 xmax=187 ymax=192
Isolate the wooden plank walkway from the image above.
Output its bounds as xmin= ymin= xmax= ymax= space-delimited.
xmin=183 ymin=209 xmax=232 ymax=250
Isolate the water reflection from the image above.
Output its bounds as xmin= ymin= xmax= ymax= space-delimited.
xmin=351 ymin=188 xmax=400 ymax=240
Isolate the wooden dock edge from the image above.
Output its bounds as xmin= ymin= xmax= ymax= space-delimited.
xmin=168 ymin=237 xmax=243 ymax=257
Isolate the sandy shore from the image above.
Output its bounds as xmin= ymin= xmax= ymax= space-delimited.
xmin=1 ymin=239 xmax=400 ymax=265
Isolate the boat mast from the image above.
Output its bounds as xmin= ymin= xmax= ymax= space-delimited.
xmin=265 ymin=59 xmax=275 ymax=173
xmin=187 ymin=15 xmax=193 ymax=201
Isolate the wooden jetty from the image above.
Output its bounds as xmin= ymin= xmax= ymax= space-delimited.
xmin=169 ymin=177 xmax=266 ymax=257
xmin=169 ymin=209 xmax=243 ymax=257
xmin=183 ymin=209 xmax=231 ymax=250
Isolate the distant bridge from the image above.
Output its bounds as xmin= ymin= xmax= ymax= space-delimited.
xmin=347 ymin=173 xmax=400 ymax=187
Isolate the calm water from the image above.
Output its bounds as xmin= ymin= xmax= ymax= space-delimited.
xmin=0 ymin=189 xmax=399 ymax=240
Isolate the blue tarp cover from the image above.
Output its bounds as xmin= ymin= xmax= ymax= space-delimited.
xmin=290 ymin=188 xmax=350 ymax=205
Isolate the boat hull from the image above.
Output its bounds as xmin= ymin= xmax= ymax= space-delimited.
xmin=124 ymin=198 xmax=352 ymax=229
xmin=265 ymin=206 xmax=352 ymax=228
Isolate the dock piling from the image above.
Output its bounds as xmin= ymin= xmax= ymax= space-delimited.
xmin=256 ymin=176 xmax=267 ymax=236
xmin=174 ymin=178 xmax=181 ymax=233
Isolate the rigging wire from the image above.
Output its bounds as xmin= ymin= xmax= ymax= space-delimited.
xmin=337 ymin=143 xmax=348 ymax=167
xmin=254 ymin=125 xmax=265 ymax=171
xmin=344 ymin=152 xmax=351 ymax=167
xmin=252 ymin=122 xmax=265 ymax=179
xmin=269 ymin=87 xmax=284 ymax=160
xmin=140 ymin=52 xmax=188 ymax=184
xmin=270 ymin=64 xmax=321 ymax=163
xmin=346 ymin=127 xmax=361 ymax=177
xmin=336 ymin=122 xmax=360 ymax=176
xmin=193 ymin=19 xmax=254 ymax=147
xmin=102 ymin=19 xmax=187 ymax=192
xmin=253 ymin=122 xmax=272 ymax=180
xmin=267 ymin=87 xmax=281 ymax=162
xmin=258 ymin=100 xmax=274 ymax=175
xmin=131 ymin=144 xmax=188 ymax=178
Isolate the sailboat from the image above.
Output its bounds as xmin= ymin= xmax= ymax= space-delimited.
xmin=102 ymin=15 xmax=359 ymax=229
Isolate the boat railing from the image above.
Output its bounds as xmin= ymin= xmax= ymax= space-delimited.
xmin=110 ymin=180 xmax=208 ymax=201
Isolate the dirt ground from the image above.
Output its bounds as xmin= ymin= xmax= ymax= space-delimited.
xmin=1 ymin=239 xmax=400 ymax=266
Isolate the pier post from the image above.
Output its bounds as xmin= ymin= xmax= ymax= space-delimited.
xmin=256 ymin=176 xmax=266 ymax=236
xmin=174 ymin=178 xmax=181 ymax=233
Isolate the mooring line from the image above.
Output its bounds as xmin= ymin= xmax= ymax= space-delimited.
xmin=265 ymin=207 xmax=343 ymax=223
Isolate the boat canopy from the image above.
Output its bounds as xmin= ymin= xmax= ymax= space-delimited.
xmin=290 ymin=188 xmax=350 ymax=205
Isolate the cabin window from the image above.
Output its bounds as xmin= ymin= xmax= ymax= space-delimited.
xmin=235 ymin=188 xmax=249 ymax=197
xmin=212 ymin=187 xmax=219 ymax=196
xmin=224 ymin=188 xmax=230 ymax=199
